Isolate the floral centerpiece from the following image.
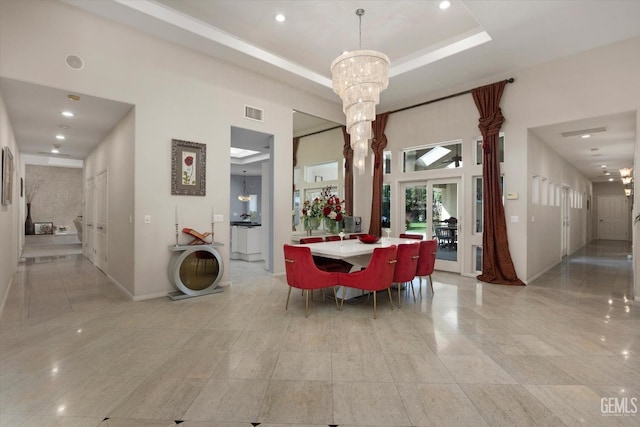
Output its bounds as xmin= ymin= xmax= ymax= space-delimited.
xmin=302 ymin=186 xmax=344 ymax=234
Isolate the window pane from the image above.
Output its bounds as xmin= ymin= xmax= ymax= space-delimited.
xmin=476 ymin=135 xmax=504 ymax=165
xmin=382 ymin=184 xmax=391 ymax=228
xmin=474 ymin=177 xmax=483 ymax=233
xmin=433 ymin=183 xmax=458 ymax=262
xmin=305 ymin=161 xmax=338 ymax=182
xmin=383 ymin=151 xmax=391 ymax=174
xmin=404 ymin=184 xmax=427 ymax=234
xmin=404 ymin=141 xmax=462 ymax=172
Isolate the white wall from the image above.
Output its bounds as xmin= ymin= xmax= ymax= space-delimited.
xmin=0 ymin=0 xmax=343 ymax=299
xmin=84 ymin=107 xmax=135 ymax=296
xmin=25 ymin=165 xmax=83 ymax=229
xmin=0 ymin=90 xmax=21 ymax=313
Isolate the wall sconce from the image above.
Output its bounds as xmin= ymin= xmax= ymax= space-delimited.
xmin=619 ymin=167 xmax=633 ymax=178
xmin=624 ymin=188 xmax=632 ymax=197
xmin=621 ymin=177 xmax=632 ymax=185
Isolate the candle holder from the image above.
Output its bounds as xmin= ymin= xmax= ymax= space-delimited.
xmin=175 ymin=223 xmax=179 ymax=246
xmin=211 ymin=222 xmax=215 ymax=245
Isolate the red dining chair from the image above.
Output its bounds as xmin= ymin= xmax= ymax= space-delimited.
xmin=399 ymin=233 xmax=423 ymax=240
xmin=325 ymin=235 xmax=341 ymax=242
xmin=348 ymin=233 xmax=367 ymax=239
xmin=415 ymin=239 xmax=437 ymax=297
xmin=337 ymin=245 xmax=397 ymax=319
xmin=392 ymin=243 xmax=420 ymax=307
xmin=299 ymin=237 xmax=324 ymax=244
xmin=283 ymin=244 xmax=340 ymax=318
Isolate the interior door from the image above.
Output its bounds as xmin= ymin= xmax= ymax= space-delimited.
xmin=598 ymin=195 xmax=628 ymax=240
xmin=401 ymin=178 xmax=461 ymax=272
xmin=561 ymin=186 xmax=569 ymax=257
xmin=95 ymin=170 xmax=108 ymax=272
xmin=85 ymin=177 xmax=95 ymax=262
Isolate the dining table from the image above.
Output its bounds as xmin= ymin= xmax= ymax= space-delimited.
xmin=296 ymin=236 xmax=421 ymax=301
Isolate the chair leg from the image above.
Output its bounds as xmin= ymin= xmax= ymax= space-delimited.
xmin=410 ymin=280 xmax=416 ymax=301
xmin=387 ymin=287 xmax=394 ymax=310
xmin=285 ymin=286 xmax=292 ymax=310
xmin=305 ymin=289 xmax=310 ymax=318
xmin=418 ymin=277 xmax=423 ymax=299
xmin=340 ymin=286 xmax=347 ymax=311
xmin=397 ymin=283 xmax=401 ymax=308
xmin=373 ymin=290 xmax=377 ymax=319
xmin=429 ymin=274 xmax=434 ymax=293
xmin=332 ymin=287 xmax=339 ymax=310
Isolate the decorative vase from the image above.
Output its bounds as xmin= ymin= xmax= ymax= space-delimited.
xmin=305 ymin=217 xmax=321 ymax=235
xmin=25 ymin=203 xmax=34 ymax=235
xmin=325 ymin=217 xmax=337 ymax=234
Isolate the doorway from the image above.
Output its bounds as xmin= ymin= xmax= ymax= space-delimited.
xmin=597 ymin=195 xmax=629 ymax=240
xmin=401 ymin=178 xmax=461 ymax=272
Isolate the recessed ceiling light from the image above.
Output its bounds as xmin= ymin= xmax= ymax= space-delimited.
xmin=608 ymin=178 xmax=614 ymax=182
xmin=439 ymin=1 xmax=451 ymax=10
xmin=274 ymin=13 xmax=285 ymax=23
xmin=51 ymin=145 xmax=60 ymax=154
xmin=601 ymin=165 xmax=607 ymax=168
xmin=61 ymin=111 xmax=74 ymax=117
xmin=56 ymin=134 xmax=65 ymax=140
xmin=581 ymin=134 xmax=591 ymax=138
xmin=604 ymin=172 xmax=611 ymax=176
xmin=67 ymin=94 xmax=80 ymax=101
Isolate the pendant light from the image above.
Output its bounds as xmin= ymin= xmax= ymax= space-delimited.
xmin=238 ymin=171 xmax=251 ymax=202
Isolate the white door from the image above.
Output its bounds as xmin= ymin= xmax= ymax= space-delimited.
xmin=401 ymin=179 xmax=461 ymax=273
xmin=598 ymin=195 xmax=628 ymax=240
xmin=95 ymin=170 xmax=108 ymax=272
xmin=561 ymin=186 xmax=570 ymax=257
xmin=85 ymin=177 xmax=95 ymax=262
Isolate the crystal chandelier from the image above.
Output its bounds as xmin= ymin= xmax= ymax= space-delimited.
xmin=238 ymin=171 xmax=251 ymax=202
xmin=331 ymin=9 xmax=389 ymax=174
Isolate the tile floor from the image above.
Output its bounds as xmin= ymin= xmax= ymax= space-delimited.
xmin=0 ymin=240 xmax=637 ymax=426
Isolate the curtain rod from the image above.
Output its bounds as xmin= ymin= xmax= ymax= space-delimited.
xmin=389 ymin=77 xmax=515 ymax=115
xmin=297 ymin=77 xmax=515 ymax=139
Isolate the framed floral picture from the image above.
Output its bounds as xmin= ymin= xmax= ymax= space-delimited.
xmin=171 ymin=139 xmax=206 ymax=196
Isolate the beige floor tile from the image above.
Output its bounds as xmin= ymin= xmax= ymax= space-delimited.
xmin=331 ymin=330 xmax=382 ymax=353
xmin=271 ymin=351 xmax=332 ymax=381
xmin=17 ymin=415 xmax=102 ymax=427
xmin=91 ymin=347 xmax=178 ymax=377
xmin=109 ymin=376 xmax=207 ymax=420
xmin=333 ymin=382 xmax=410 ymax=426
xmin=422 ymin=333 xmax=483 ymax=355
xmin=492 ymin=355 xmax=582 ymax=385
xmin=460 ymin=384 xmax=565 ymax=426
xmin=438 ymin=354 xmax=517 ymax=384
xmin=182 ymin=378 xmax=268 ymax=422
xmin=396 ymin=383 xmax=489 ymax=427
xmin=37 ymin=375 xmax=147 ymax=417
xmin=230 ymin=330 xmax=285 ymax=351
xmin=332 ymin=353 xmax=394 ymax=382
xmin=281 ymin=330 xmax=332 ymax=352
xmin=0 ymin=372 xmax=85 ymax=414
xmin=211 ymin=351 xmax=278 ymax=380
xmin=385 ymin=352 xmax=455 ymax=383
xmin=258 ymin=380 xmax=333 ymax=425
xmin=181 ymin=329 xmax=242 ymax=351
xmin=153 ymin=348 xmax=228 ymax=379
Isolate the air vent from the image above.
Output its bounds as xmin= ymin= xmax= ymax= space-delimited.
xmin=244 ymin=105 xmax=263 ymax=122
xmin=561 ymin=127 xmax=606 ymax=137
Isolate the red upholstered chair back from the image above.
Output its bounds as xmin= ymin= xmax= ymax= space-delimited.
xmin=348 ymin=233 xmax=366 ymax=239
xmin=392 ymin=243 xmax=420 ymax=283
xmin=338 ymin=245 xmax=397 ymax=292
xmin=299 ymin=237 xmax=324 ymax=244
xmin=283 ymin=244 xmax=339 ymax=290
xmin=416 ymin=239 xmax=437 ymax=276
xmin=325 ymin=235 xmax=341 ymax=241
xmin=399 ymin=233 xmax=423 ymax=240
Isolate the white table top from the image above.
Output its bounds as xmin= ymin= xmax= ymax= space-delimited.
xmin=296 ymin=237 xmax=420 ymax=259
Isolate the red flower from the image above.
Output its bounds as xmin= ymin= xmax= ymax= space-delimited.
xmin=323 ymin=206 xmax=332 ymax=216
xmin=184 ymin=156 xmax=194 ymax=166
xmin=302 ymin=208 xmax=307 ymax=215
xmin=336 ymin=213 xmax=343 ymax=222
xmin=336 ymin=205 xmax=342 ymax=211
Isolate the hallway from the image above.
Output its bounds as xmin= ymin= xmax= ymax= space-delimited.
xmin=0 ymin=240 xmax=637 ymax=426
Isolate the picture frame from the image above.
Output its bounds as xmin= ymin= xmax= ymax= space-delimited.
xmin=1 ymin=146 xmax=14 ymax=205
xmin=171 ymin=139 xmax=206 ymax=196
xmin=34 ymin=222 xmax=54 ymax=235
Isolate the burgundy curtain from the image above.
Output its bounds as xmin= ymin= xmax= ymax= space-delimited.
xmin=341 ymin=126 xmax=354 ymax=216
xmin=472 ymin=81 xmax=524 ymax=286
xmin=368 ymin=112 xmax=390 ymax=237
xmin=292 ymin=137 xmax=300 ymax=168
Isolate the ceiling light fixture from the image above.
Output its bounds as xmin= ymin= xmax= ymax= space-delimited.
xmin=331 ymin=9 xmax=389 ymax=174
xmin=61 ymin=111 xmax=74 ymax=117
xmin=581 ymin=134 xmax=591 ymax=138
xmin=439 ymin=1 xmax=451 ymax=10
xmin=55 ymin=134 xmax=65 ymax=140
xmin=238 ymin=171 xmax=251 ymax=202
xmin=620 ymin=167 xmax=633 ymax=178
xmin=622 ymin=177 xmax=632 ymax=185
xmin=51 ymin=144 xmax=60 ymax=154
xmin=274 ymin=13 xmax=285 ymax=23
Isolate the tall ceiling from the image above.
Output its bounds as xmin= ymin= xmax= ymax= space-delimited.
xmin=3 ymin=0 xmax=639 ymax=180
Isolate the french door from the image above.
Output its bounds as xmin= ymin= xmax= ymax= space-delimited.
xmin=401 ymin=178 xmax=461 ymax=272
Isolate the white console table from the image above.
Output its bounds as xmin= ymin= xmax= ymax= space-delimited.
xmin=167 ymin=244 xmax=224 ymax=300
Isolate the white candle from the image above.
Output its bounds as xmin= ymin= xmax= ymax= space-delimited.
xmin=175 ymin=205 xmax=178 ymax=225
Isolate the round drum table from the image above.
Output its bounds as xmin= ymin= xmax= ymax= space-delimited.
xmin=168 ymin=244 xmax=224 ymax=300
